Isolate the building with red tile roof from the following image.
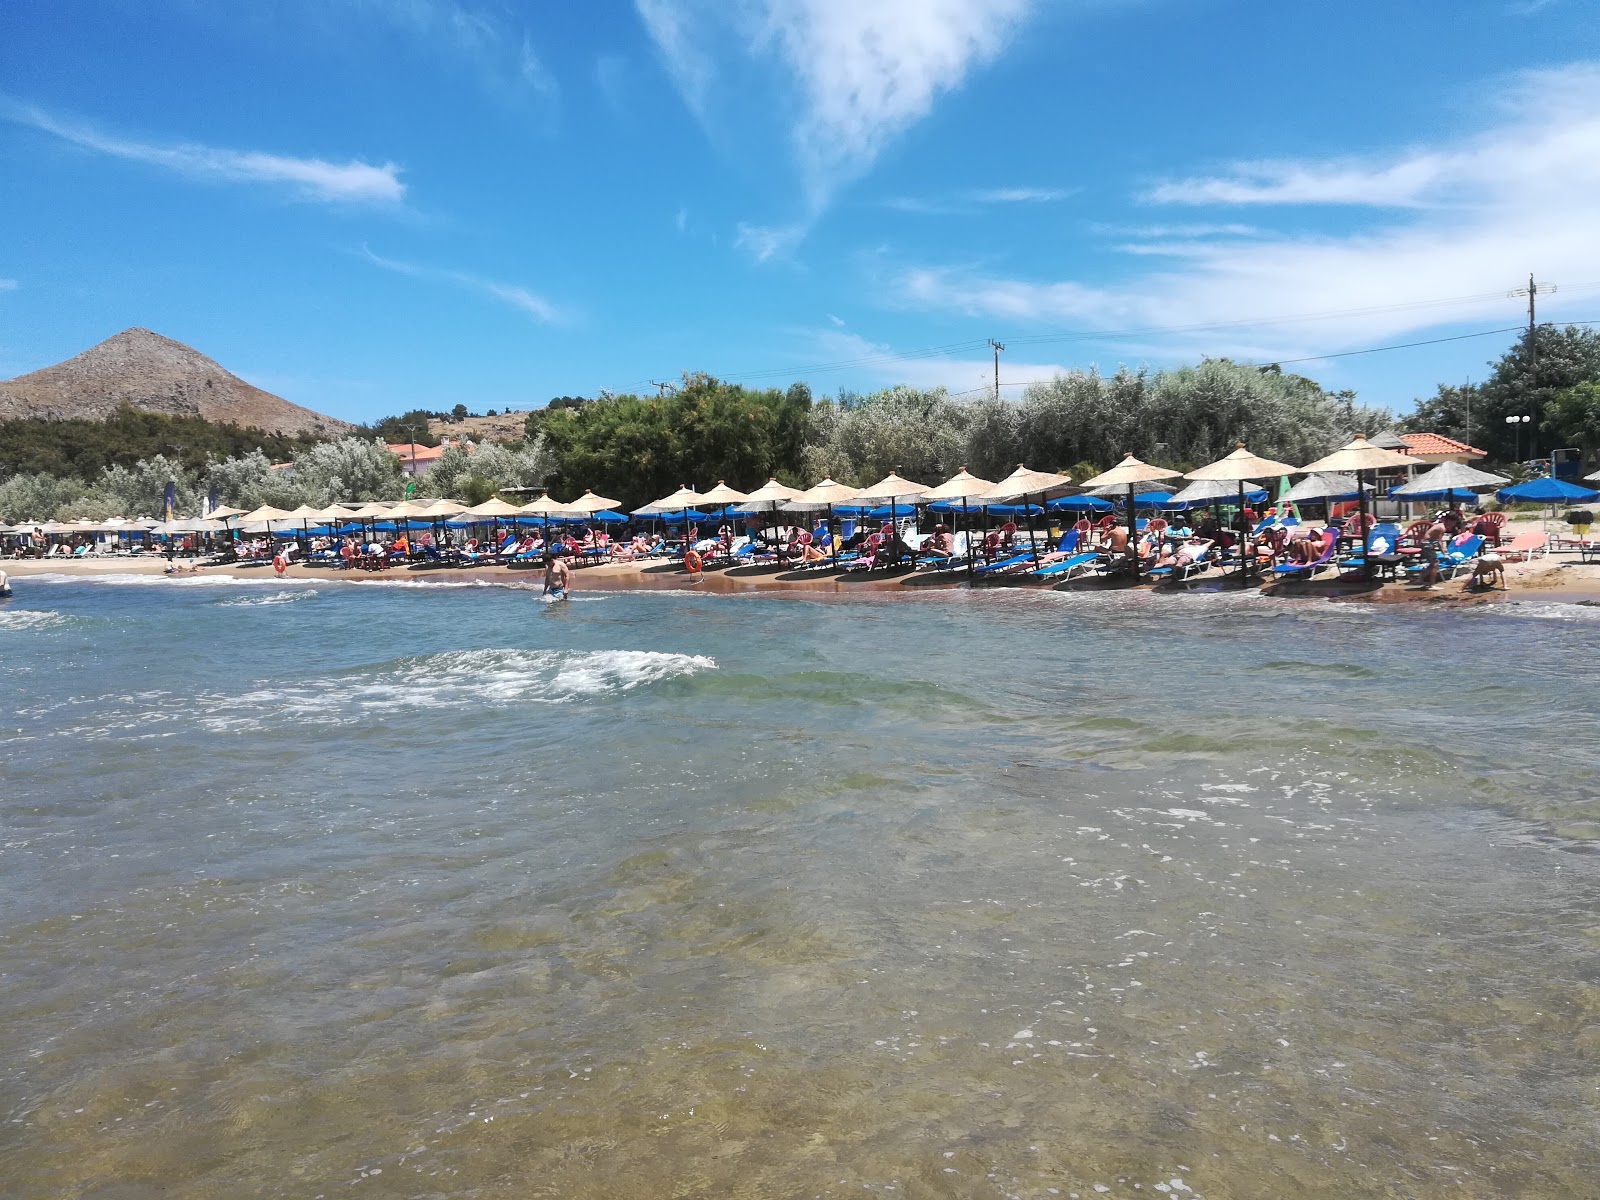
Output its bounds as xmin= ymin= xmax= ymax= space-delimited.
xmin=386 ymin=439 xmax=473 ymax=476
xmin=1396 ymin=432 xmax=1486 ymax=462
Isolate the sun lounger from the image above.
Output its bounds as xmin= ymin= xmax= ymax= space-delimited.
xmin=1404 ymin=534 xmax=1484 ymax=581
xmin=1496 ymin=531 xmax=1548 ymax=561
xmin=1271 ymin=530 xmax=1337 ymax=579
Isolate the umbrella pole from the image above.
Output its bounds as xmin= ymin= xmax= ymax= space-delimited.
xmin=1029 ymin=493 xmax=1040 ymax=567
xmin=964 ymin=497 xmax=973 ymax=579
xmin=1357 ymin=469 xmax=1370 ymax=579
xmin=1238 ymin=480 xmax=1248 ymax=581
xmin=1127 ymin=484 xmax=1136 ymax=577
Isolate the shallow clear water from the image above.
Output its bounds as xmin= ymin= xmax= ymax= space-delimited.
xmin=2 ymin=575 xmax=1599 ymax=1199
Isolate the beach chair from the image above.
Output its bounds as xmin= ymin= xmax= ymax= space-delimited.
xmin=1336 ymin=523 xmax=1401 ymax=578
xmin=1148 ymin=544 xmax=1216 ymax=583
xmin=1473 ymin=512 xmax=1506 ymax=546
xmin=1497 ymin=531 xmax=1548 ymax=561
xmin=1404 ymin=534 xmax=1484 ymax=582
xmin=1271 ymin=530 xmax=1337 ymax=579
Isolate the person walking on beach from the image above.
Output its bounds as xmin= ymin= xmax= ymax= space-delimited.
xmin=543 ymin=548 xmax=571 ymax=601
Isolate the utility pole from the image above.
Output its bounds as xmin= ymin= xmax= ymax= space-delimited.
xmin=1511 ymin=274 xmax=1556 ymax=365
xmin=988 ymin=339 xmax=1004 ymax=403
xmin=649 ymin=380 xmax=676 ymax=397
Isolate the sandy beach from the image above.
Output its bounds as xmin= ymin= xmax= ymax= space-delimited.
xmin=12 ymin=517 xmax=1600 ymax=606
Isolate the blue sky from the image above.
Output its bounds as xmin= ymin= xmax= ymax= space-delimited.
xmin=2 ymin=0 xmax=1598 ymax=424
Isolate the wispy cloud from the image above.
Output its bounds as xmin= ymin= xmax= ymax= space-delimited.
xmin=735 ymin=221 xmax=807 ymax=263
xmin=0 ymin=279 xmax=16 ymax=291
xmin=636 ymin=0 xmax=1038 ymax=254
xmin=891 ymin=63 xmax=1600 ymax=361
xmin=796 ymin=327 xmax=1066 ymax=398
xmin=883 ymin=185 xmax=1074 ymax=215
xmin=7 ymin=102 xmax=404 ymax=205
xmin=334 ymin=0 xmax=559 ymax=108
xmin=361 ymin=246 xmax=561 ymax=322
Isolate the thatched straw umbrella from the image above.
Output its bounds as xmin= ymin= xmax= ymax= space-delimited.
xmin=984 ymin=464 xmax=1075 ymax=566
xmin=783 ymin=478 xmax=862 ymax=567
xmin=1298 ymin=436 xmax=1416 ymax=573
xmin=1184 ymin=444 xmax=1300 ymax=578
xmin=734 ymin=478 xmax=803 ymax=551
xmin=852 ymin=472 xmax=932 ymax=567
xmin=1077 ymin=455 xmax=1182 ymax=574
xmin=922 ymin=467 xmax=996 ymax=575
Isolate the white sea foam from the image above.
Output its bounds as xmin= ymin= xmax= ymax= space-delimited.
xmin=218 ymin=589 xmax=320 ymax=607
xmin=12 ymin=571 xmax=318 ymax=588
xmin=0 ymin=609 xmax=71 ymax=631
xmin=199 ymin=648 xmax=716 ymax=729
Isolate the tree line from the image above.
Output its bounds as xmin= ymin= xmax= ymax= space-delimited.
xmin=5 ymin=329 xmax=1597 ymax=525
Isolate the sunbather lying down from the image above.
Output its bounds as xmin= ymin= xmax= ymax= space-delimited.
xmin=1154 ymin=537 xmax=1212 ymax=569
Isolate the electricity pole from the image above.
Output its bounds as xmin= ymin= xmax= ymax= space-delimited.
xmin=649 ymin=380 xmax=676 ymax=397
xmin=988 ymin=339 xmax=1004 ymax=403
xmin=1511 ymin=274 xmax=1556 ymax=365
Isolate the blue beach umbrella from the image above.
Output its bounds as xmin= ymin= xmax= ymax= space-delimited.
xmin=1495 ymin=476 xmax=1600 ymax=505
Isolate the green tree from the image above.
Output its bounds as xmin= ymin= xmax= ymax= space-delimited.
xmin=1470 ymin=325 xmax=1600 ymax=462
xmin=1544 ymin=381 xmax=1600 ymax=470
xmin=1400 ymin=383 xmax=1480 ymax=446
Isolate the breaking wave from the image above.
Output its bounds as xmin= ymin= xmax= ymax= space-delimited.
xmin=199 ymin=648 xmax=717 ymax=729
xmin=0 ymin=609 xmax=72 ymax=631
xmin=217 ymin=589 xmax=319 ymax=607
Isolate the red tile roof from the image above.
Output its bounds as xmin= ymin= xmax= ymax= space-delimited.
xmin=385 ymin=442 xmax=449 ymax=462
xmin=1398 ymin=432 xmax=1486 ymax=458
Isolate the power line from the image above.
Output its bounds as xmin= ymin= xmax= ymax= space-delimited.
xmin=602 ymin=281 xmax=1600 ymax=395
xmin=944 ymin=320 xmax=1600 ymax=398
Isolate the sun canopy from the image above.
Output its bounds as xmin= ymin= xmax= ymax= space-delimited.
xmin=922 ymin=468 xmax=996 ymax=502
xmin=1387 ymin=460 xmax=1509 ymax=498
xmin=238 ymin=505 xmax=295 ymax=524
xmin=1280 ymin=472 xmax=1370 ymax=503
xmin=521 ymin=495 xmax=584 ymax=518
xmin=1184 ymin=444 xmax=1299 ymax=482
xmin=566 ymin=490 xmax=622 ymax=513
xmin=984 ymin=464 xmax=1074 ymax=503
xmin=1495 ymin=476 xmax=1600 ymax=505
xmin=463 ymin=497 xmax=524 ymax=518
xmin=784 ymin=478 xmax=862 ymax=511
xmin=1168 ymin=478 xmax=1268 ymax=505
xmin=206 ymin=506 xmax=249 ymax=521
xmin=693 ymin=481 xmax=751 ymax=507
xmin=636 ymin=485 xmax=705 ymax=515
xmin=1077 ymin=453 xmax=1182 ymax=490
xmin=852 ymin=471 xmax=931 ymax=504
xmin=1299 ymin=435 xmax=1415 ymax=474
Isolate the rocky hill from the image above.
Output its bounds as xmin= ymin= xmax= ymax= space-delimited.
xmin=0 ymin=328 xmax=352 ymax=437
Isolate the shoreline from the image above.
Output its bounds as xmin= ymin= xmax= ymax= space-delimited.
xmin=10 ymin=551 xmax=1600 ymax=608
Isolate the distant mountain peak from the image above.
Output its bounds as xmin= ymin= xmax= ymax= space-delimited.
xmin=0 ymin=328 xmax=352 ymax=437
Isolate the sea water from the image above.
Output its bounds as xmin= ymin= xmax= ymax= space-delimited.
xmin=2 ymin=576 xmax=1598 ymax=1199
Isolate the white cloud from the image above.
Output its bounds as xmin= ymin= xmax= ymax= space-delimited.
xmin=635 ymin=0 xmax=716 ymax=119
xmin=338 ymin=0 xmax=559 ymax=106
xmin=361 ymin=246 xmax=561 ymax=322
xmin=0 ymin=279 xmax=16 ymax=291
xmin=637 ymin=0 xmax=1038 ymax=249
xmin=883 ymin=185 xmax=1074 ymax=215
xmin=8 ymin=103 xmax=404 ymax=205
xmin=972 ymin=187 xmax=1071 ymax=204
xmin=787 ymin=327 xmax=1066 ymax=398
xmin=735 ymin=221 xmax=807 ymax=263
xmin=892 ymin=64 xmax=1600 ymax=363
xmin=675 ymin=206 xmax=689 ymax=233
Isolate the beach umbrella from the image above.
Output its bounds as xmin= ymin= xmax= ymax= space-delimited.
xmin=1388 ymin=460 xmax=1510 ymax=504
xmin=636 ymin=485 xmax=709 ymax=561
xmin=1280 ymin=473 xmax=1369 ymax=504
xmin=1167 ymin=479 xmax=1268 ymax=506
xmin=1184 ymin=445 xmax=1299 ymax=578
xmin=984 ymin=465 xmax=1074 ymax=566
xmin=923 ymin=468 xmax=996 ymax=575
xmin=1495 ymin=476 xmax=1600 ymax=505
xmin=236 ymin=505 xmax=294 ymax=545
xmin=734 ymin=478 xmax=804 ymax=552
xmin=1299 ymin=436 xmax=1416 ymax=571
xmin=1078 ymin=454 xmax=1182 ymax=573
xmin=462 ymin=496 xmax=524 ymax=545
xmin=566 ymin=490 xmax=622 ymax=514
xmin=784 ymin=478 xmax=862 ymax=567
xmin=692 ymin=481 xmax=751 ymax=542
xmin=1587 ymin=468 xmax=1600 ymax=483
xmin=852 ymin=472 xmax=933 ymax=568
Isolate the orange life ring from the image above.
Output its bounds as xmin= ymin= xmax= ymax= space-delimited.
xmin=272 ymin=554 xmax=288 ymax=576
xmin=683 ymin=549 xmax=703 ymax=573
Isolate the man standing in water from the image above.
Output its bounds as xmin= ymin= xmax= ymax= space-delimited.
xmin=543 ymin=547 xmax=571 ymax=601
